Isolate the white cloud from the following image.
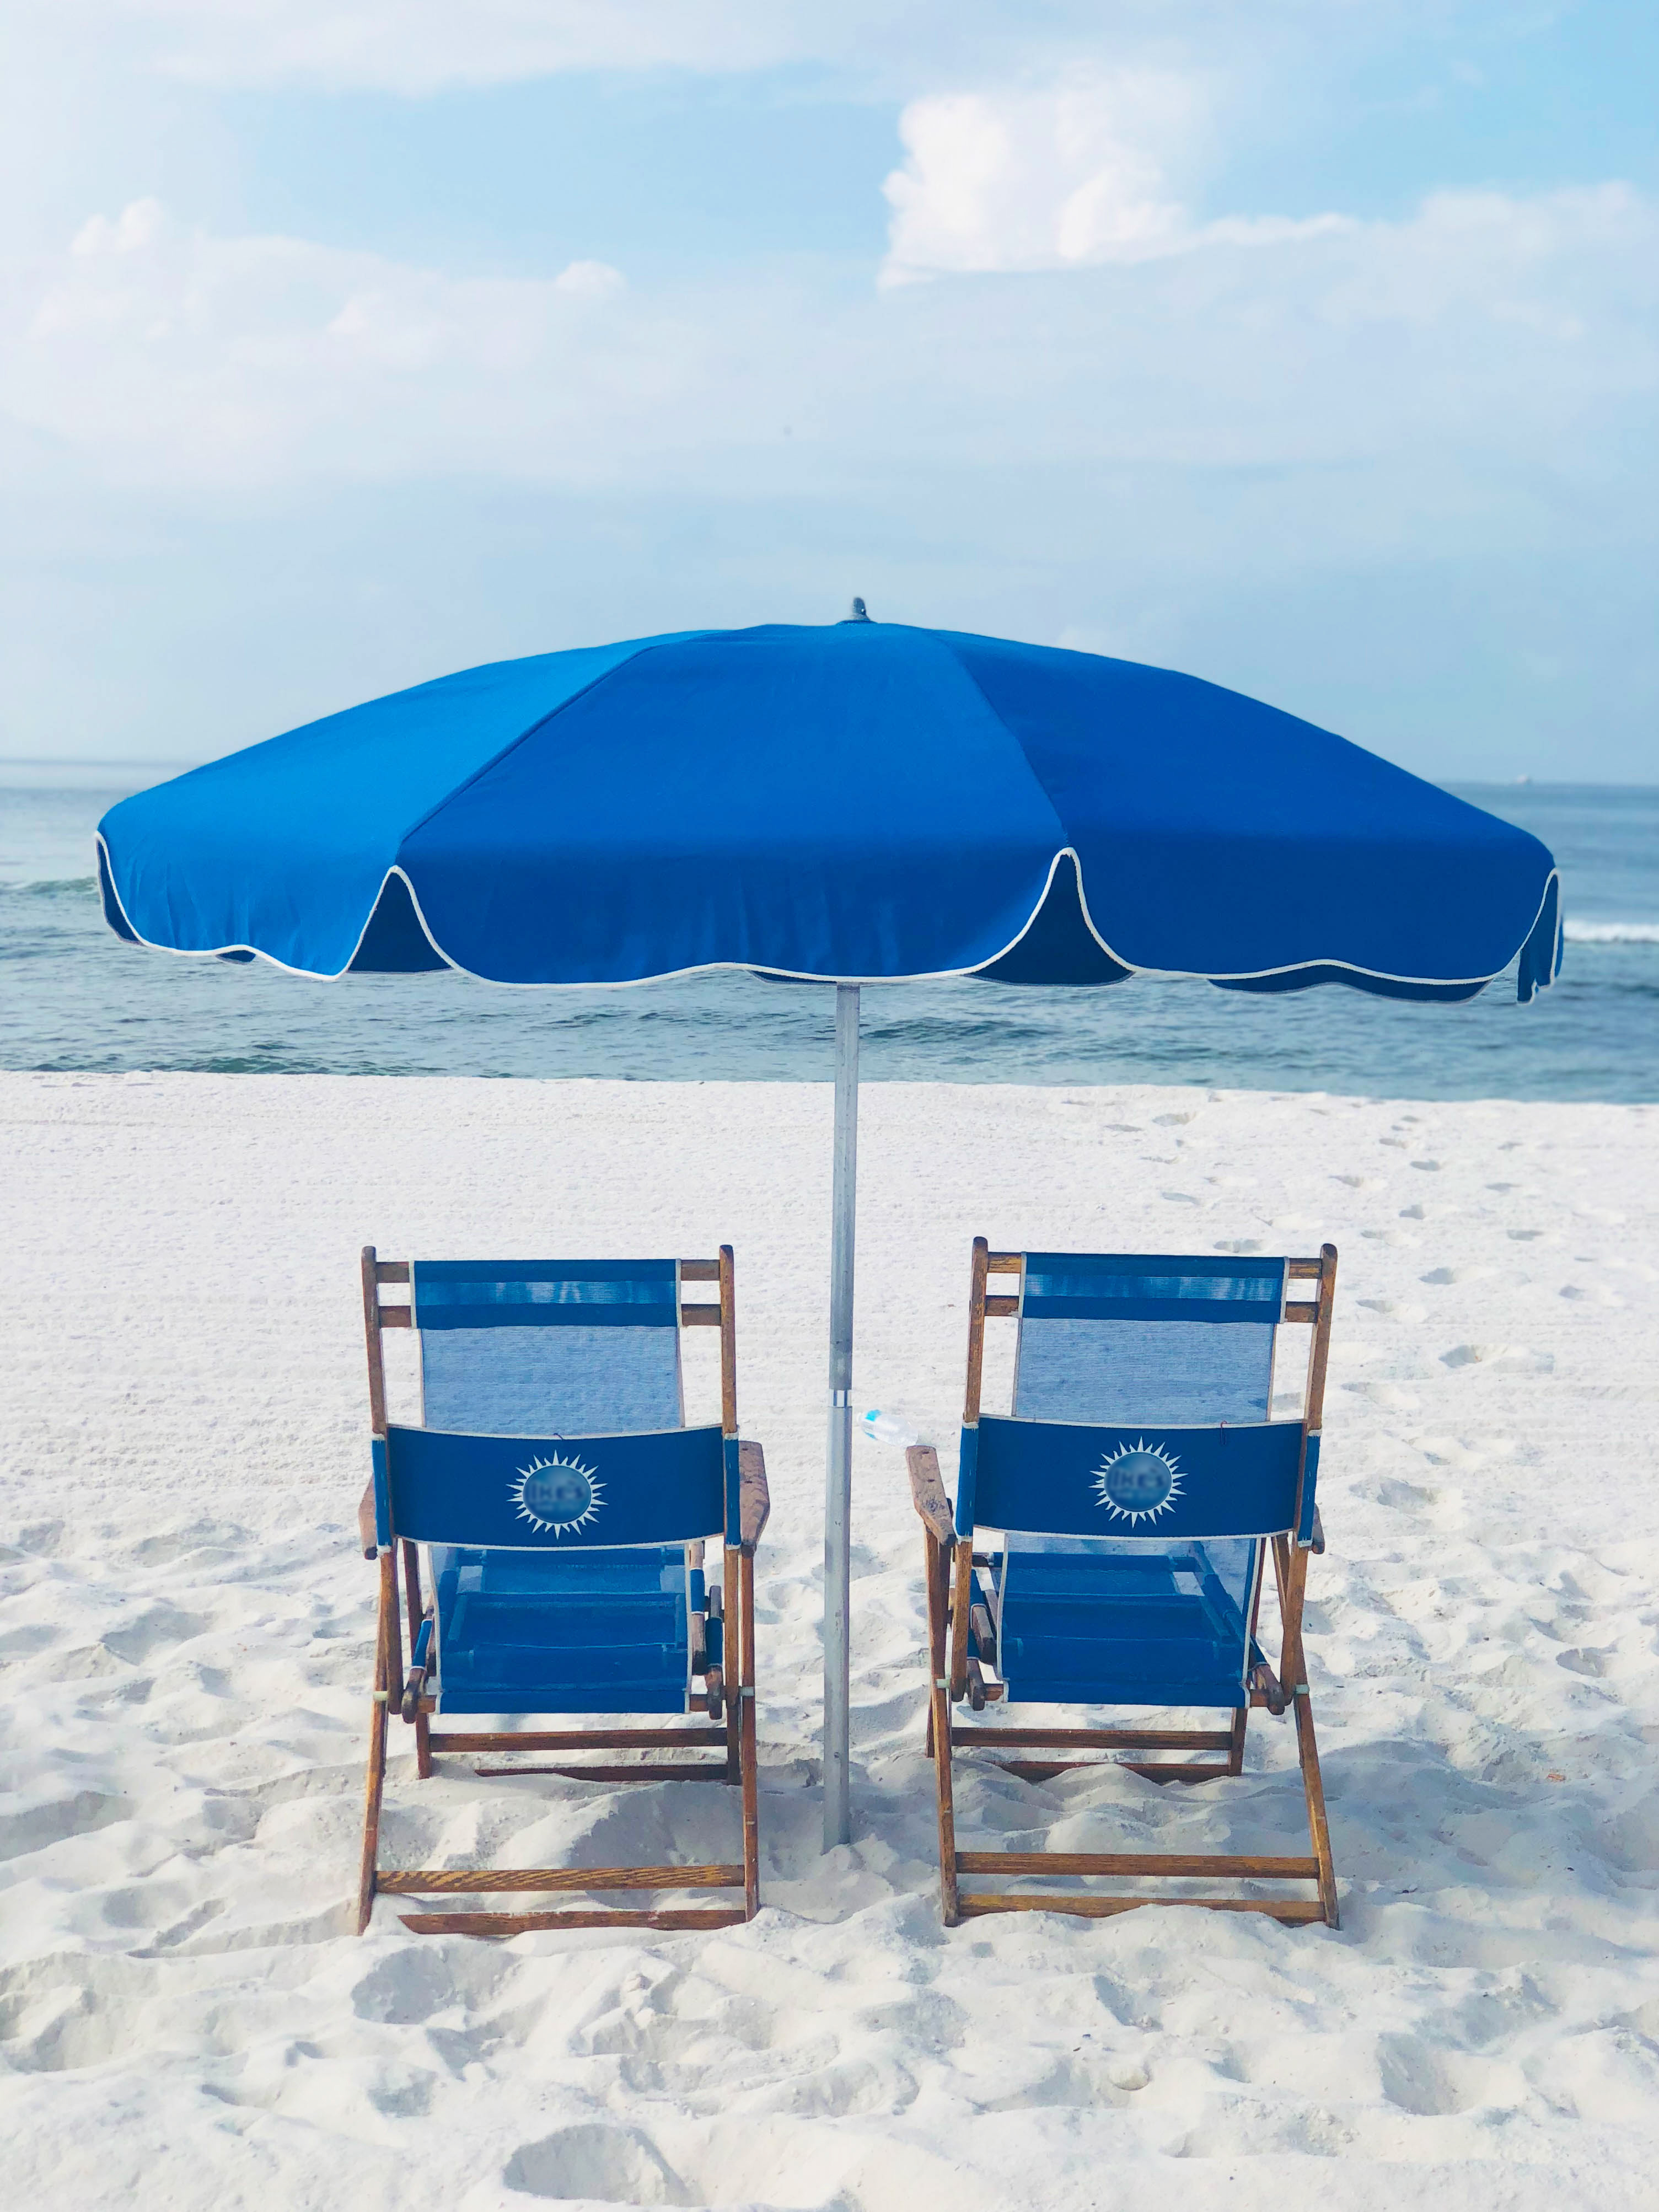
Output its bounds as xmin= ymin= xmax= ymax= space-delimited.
xmin=100 ymin=0 xmax=1005 ymax=93
xmin=882 ymin=73 xmax=1350 ymax=283
xmin=78 ymin=2 xmax=1274 ymax=97
xmin=109 ymin=1 xmax=814 ymax=89
xmin=554 ymin=259 xmax=626 ymax=299
xmin=6 ymin=180 xmax=1650 ymax=506
xmin=9 ymin=202 xmax=649 ymax=481
xmin=71 ymin=198 xmax=168 ymax=256
xmin=3 ymin=169 xmax=1655 ymax=777
xmin=883 ymin=74 xmax=1196 ymax=280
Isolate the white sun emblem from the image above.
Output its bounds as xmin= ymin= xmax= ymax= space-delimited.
xmin=1092 ymin=1438 xmax=1184 ymax=1527
xmin=509 ymin=1452 xmax=605 ymax=1537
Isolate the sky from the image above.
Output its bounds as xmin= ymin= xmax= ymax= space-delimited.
xmin=1 ymin=2 xmax=1655 ymax=780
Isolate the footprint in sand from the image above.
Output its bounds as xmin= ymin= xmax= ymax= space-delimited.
xmin=0 ymin=1624 xmax=58 ymax=1659
xmin=1440 ymin=1344 xmax=1553 ymax=1372
xmin=1376 ymin=2037 xmax=1484 ymax=2118
xmin=1377 ymin=1477 xmax=1440 ymax=1508
xmin=503 ymin=2124 xmax=687 ymax=2205
xmin=1345 ymin=1381 xmax=1422 ymax=1410
xmin=1356 ymin=1297 xmax=1429 ymax=1324
xmin=101 ymin=1604 xmax=207 ymax=1665
xmin=351 ymin=1944 xmax=514 ymax=2027
xmin=0 ymin=1789 xmax=130 ymax=1860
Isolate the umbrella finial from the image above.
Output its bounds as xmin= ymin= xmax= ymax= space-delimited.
xmin=848 ymin=597 xmax=871 ymax=622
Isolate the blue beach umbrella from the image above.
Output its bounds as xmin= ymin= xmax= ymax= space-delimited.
xmin=96 ymin=612 xmax=1562 ymax=1844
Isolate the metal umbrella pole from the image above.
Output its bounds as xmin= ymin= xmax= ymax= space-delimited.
xmin=823 ymin=981 xmax=860 ymax=1848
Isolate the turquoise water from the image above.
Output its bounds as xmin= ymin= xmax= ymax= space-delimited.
xmin=2 ymin=770 xmax=1654 ymax=1100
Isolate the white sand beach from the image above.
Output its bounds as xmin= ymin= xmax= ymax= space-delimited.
xmin=2 ymin=1070 xmax=1656 ymax=2210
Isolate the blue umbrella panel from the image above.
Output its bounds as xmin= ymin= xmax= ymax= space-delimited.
xmin=98 ymin=621 xmax=1560 ymax=1003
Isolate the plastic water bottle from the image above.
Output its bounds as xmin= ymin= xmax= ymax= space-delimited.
xmin=858 ymin=1409 xmax=920 ymax=1448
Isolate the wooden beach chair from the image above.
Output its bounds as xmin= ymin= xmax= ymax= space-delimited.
xmin=909 ymin=1239 xmax=1339 ymax=1928
xmin=355 ymin=1246 xmax=768 ymax=1936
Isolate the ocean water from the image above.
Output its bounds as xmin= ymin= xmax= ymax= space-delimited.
xmin=2 ymin=768 xmax=1654 ymax=1102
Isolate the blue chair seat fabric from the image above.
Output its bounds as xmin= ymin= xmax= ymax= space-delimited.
xmin=431 ymin=1543 xmax=694 ymax=1715
xmin=986 ymin=1539 xmax=1266 ymax=1710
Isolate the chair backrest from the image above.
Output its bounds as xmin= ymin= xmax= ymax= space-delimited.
xmin=362 ymin=1248 xmax=738 ymax=1551
xmin=957 ymin=1243 xmax=1333 ymax=1556
xmin=1012 ymin=1253 xmax=1286 ymax=1427
xmin=378 ymin=1420 xmax=725 ymax=1551
xmin=972 ymin=1413 xmax=1312 ymax=1544
xmin=413 ymin=1260 xmax=685 ymax=1435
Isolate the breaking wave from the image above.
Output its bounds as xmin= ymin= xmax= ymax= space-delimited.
xmin=1563 ymin=919 xmax=1659 ymax=945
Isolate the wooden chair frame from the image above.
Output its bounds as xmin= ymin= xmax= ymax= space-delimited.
xmin=355 ymin=1243 xmax=768 ymax=1937
xmin=909 ymin=1236 xmax=1339 ymax=1929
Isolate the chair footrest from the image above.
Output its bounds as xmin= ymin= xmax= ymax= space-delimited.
xmin=400 ymin=1905 xmax=748 ymax=1936
xmin=957 ymin=1892 xmax=1328 ymax=1922
xmin=473 ymin=1762 xmax=733 ymax=1783
xmin=379 ymin=1862 xmax=743 ymax=1894
xmin=427 ymin=1728 xmax=726 ymax=1752
xmin=951 ymin=1727 xmax=1232 ymax=1750
xmin=957 ymin=1851 xmax=1318 ymax=1878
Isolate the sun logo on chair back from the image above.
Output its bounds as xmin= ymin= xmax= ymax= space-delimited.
xmin=509 ymin=1452 xmax=605 ymax=1537
xmin=1092 ymin=1438 xmax=1184 ymax=1526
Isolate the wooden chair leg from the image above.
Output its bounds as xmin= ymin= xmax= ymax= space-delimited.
xmin=400 ymin=1539 xmax=422 ymax=1645
xmin=1294 ymin=1694 xmax=1339 ymax=1927
xmin=1227 ymin=1705 xmax=1248 ymax=1775
xmin=739 ymin=1548 xmax=760 ymax=1918
xmin=1277 ymin=1538 xmax=1339 ymax=1927
xmin=356 ymin=1558 xmax=394 ymax=1935
xmin=948 ymin=1538 xmax=975 ymax=1703
xmin=923 ymin=1529 xmax=960 ymax=1923
xmin=722 ymin=1548 xmax=742 ymax=1784
xmin=933 ymin=1680 xmax=959 ymax=1924
xmin=401 ymin=1536 xmax=433 ymax=1778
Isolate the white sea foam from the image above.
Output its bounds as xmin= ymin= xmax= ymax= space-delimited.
xmin=1564 ymin=917 xmax=1659 ymax=944
xmin=2 ymin=1072 xmax=1657 ymax=2204
xmin=0 ymin=873 xmax=97 ymax=894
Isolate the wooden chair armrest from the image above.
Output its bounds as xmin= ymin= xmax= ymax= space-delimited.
xmin=357 ymin=1478 xmax=378 ymax=1560
xmin=906 ymin=1445 xmax=955 ymax=1547
xmin=738 ymin=1439 xmax=770 ymax=1551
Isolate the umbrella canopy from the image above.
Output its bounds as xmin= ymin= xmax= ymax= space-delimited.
xmin=95 ymin=616 xmax=1562 ymax=1851
xmin=98 ymin=619 xmax=1561 ymax=1001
